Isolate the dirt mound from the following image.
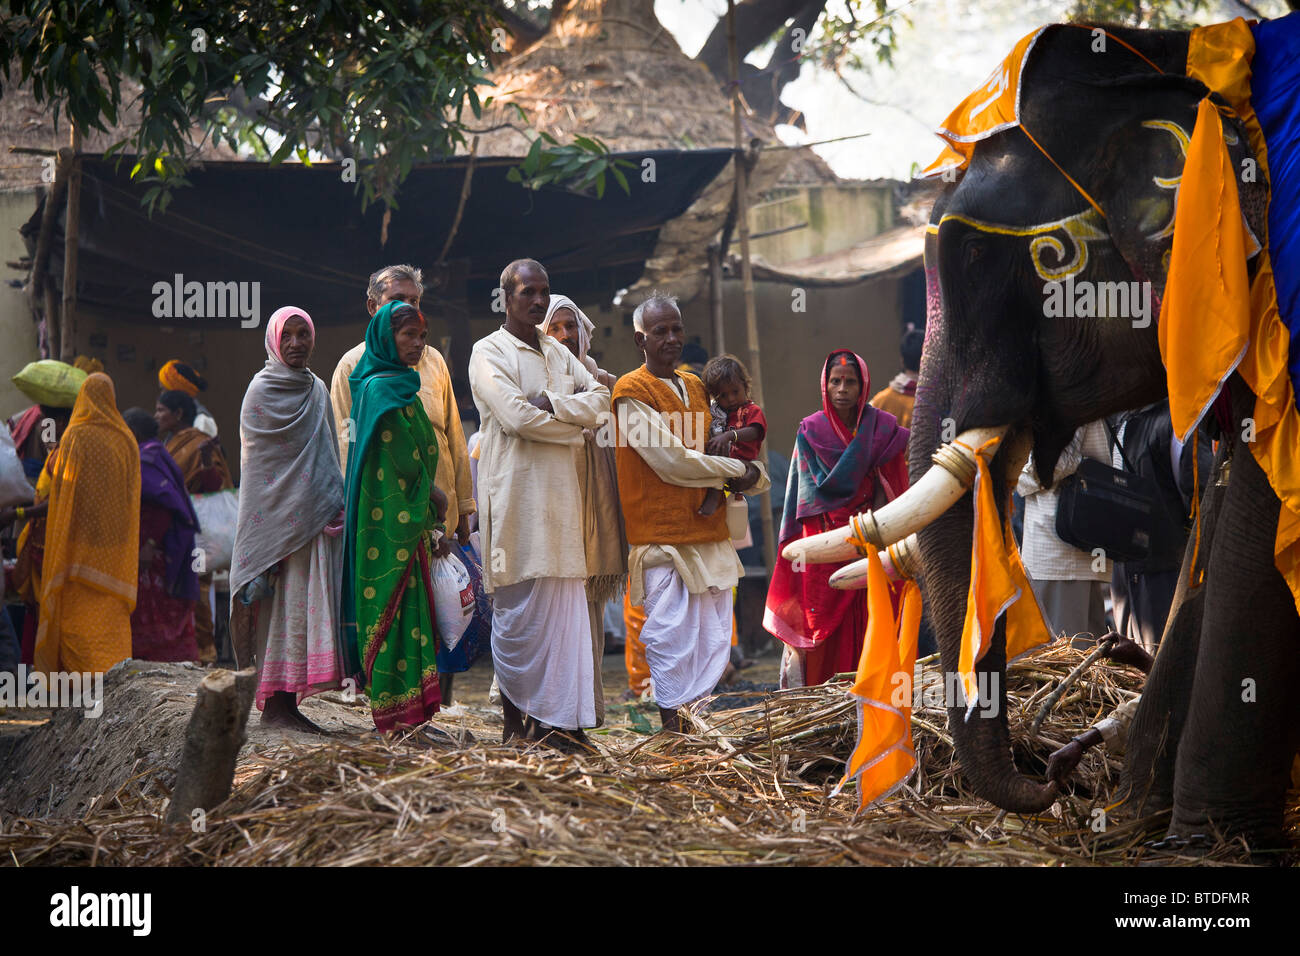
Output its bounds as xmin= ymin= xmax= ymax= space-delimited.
xmin=0 ymin=659 xmax=373 ymax=819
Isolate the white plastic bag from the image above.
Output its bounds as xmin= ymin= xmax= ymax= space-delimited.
xmin=431 ymin=545 xmax=474 ymax=650
xmin=0 ymin=427 xmax=32 ymax=508
xmin=192 ymin=488 xmax=239 ymax=572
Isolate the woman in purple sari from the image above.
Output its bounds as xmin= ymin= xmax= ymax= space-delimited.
xmin=123 ymin=408 xmax=201 ymax=661
xmin=763 ymin=350 xmax=910 ymax=687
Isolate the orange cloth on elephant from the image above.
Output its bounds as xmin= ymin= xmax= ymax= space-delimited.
xmin=166 ymin=426 xmax=232 ymax=493
xmin=959 ymin=438 xmax=1051 ymax=715
xmin=839 ymin=545 xmax=921 ymax=808
xmin=33 ymin=373 xmax=141 ymax=676
xmin=1167 ymin=26 xmax=1300 ymax=614
xmin=920 ymin=27 xmax=1047 ymax=178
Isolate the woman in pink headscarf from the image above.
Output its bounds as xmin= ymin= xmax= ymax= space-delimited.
xmin=763 ymin=350 xmax=910 ymax=688
xmin=229 ymin=307 xmax=346 ymax=733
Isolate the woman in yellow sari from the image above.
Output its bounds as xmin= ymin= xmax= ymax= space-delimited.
xmin=32 ymin=373 xmax=141 ymax=674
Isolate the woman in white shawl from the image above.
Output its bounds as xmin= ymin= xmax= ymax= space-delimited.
xmin=539 ymin=295 xmax=627 ymax=726
xmin=229 ymin=306 xmax=346 ymax=733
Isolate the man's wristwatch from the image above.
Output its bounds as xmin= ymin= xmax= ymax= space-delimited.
xmin=731 ymin=429 xmax=739 ymax=444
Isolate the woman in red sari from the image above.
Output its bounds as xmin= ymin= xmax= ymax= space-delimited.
xmin=763 ymin=350 xmax=910 ymax=687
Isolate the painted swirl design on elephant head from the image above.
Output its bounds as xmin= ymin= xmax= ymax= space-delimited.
xmin=1141 ymin=118 xmax=1191 ymax=241
xmin=931 ymin=208 xmax=1109 ymax=282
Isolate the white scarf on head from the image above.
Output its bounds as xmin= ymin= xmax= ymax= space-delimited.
xmin=539 ymin=294 xmax=601 ymax=378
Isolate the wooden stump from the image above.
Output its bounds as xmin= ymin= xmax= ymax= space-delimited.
xmin=164 ymin=667 xmax=257 ymax=825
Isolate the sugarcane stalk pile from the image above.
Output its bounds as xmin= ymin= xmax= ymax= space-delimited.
xmin=2 ymin=643 xmax=1292 ymax=866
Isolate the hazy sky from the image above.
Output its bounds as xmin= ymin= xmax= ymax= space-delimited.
xmin=652 ymin=0 xmax=1277 ymax=180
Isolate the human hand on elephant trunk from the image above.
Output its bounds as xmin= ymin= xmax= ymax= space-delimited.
xmin=1045 ymin=729 xmax=1103 ymax=790
xmin=1099 ymin=632 xmax=1155 ymax=674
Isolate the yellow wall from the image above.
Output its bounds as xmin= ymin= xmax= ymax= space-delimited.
xmin=749 ymin=183 xmax=896 ymax=267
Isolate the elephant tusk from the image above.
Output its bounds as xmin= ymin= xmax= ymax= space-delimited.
xmin=829 ymin=533 xmax=920 ymax=589
xmin=781 ymin=426 xmax=1008 ymax=566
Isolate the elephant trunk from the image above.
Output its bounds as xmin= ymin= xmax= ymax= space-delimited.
xmin=917 ymin=499 xmax=1058 ymax=814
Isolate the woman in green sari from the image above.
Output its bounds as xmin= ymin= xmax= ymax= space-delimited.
xmin=342 ymin=302 xmax=449 ymax=732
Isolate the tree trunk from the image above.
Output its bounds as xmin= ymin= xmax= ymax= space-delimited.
xmin=695 ymin=0 xmax=826 ymax=124
xmin=58 ymin=128 xmax=81 ymax=364
xmin=165 ymin=667 xmax=257 ymax=825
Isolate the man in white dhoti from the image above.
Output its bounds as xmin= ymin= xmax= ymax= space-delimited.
xmin=611 ymin=294 xmax=767 ymax=733
xmin=469 ymin=259 xmax=610 ymax=745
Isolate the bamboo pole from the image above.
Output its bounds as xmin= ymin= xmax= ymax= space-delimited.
xmin=727 ymin=0 xmax=776 ymax=575
xmin=708 ymin=243 xmax=725 ymax=355
xmin=58 ymin=125 xmax=81 ymax=363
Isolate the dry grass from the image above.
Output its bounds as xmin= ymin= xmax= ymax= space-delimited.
xmin=2 ymin=644 xmax=1294 ymax=866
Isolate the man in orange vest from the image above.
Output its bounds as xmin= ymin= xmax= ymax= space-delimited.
xmin=610 ymin=294 xmax=767 ymax=733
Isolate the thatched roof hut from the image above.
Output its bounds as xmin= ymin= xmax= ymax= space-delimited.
xmin=0 ymin=69 xmax=238 ymax=191
xmin=469 ymin=0 xmax=836 ymax=304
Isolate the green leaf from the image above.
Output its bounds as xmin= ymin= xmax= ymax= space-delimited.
xmin=610 ymin=164 xmax=630 ymax=194
xmin=523 ymin=135 xmax=543 ymax=175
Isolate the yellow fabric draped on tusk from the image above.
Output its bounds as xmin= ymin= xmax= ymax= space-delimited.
xmin=836 ymin=544 xmax=922 ymax=810
xmin=957 ymin=435 xmax=1052 ymax=719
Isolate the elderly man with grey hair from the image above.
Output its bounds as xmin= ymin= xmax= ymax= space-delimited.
xmin=330 ymin=264 xmax=476 ymax=703
xmin=612 ymin=293 xmax=767 ymax=733
xmin=470 ymin=258 xmax=611 ymax=747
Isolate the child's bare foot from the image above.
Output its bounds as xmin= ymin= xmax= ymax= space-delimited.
xmin=698 ymin=487 xmax=723 ymax=516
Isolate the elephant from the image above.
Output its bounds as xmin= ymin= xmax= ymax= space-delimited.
xmin=790 ymin=20 xmax=1300 ymax=850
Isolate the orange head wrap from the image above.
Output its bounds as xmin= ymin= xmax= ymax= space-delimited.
xmin=158 ymin=359 xmax=206 ymax=398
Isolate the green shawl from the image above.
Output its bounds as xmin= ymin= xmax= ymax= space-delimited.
xmin=341 ymin=304 xmax=444 ymax=730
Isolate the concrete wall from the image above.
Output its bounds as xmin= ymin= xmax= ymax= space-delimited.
xmin=748 ymin=182 xmax=896 ymax=267
xmin=0 ymin=189 xmax=44 ymax=422
xmin=680 ymin=276 xmax=909 ymax=456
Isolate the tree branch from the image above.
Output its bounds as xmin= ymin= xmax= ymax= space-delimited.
xmin=696 ymin=0 xmax=815 ymax=82
xmin=488 ymin=0 xmax=552 ymax=59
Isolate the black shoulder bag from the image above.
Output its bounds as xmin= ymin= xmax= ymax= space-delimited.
xmin=1053 ymin=420 xmax=1156 ymax=563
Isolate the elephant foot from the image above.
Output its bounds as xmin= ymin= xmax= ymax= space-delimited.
xmin=1165 ymin=803 xmax=1288 ymax=861
xmin=1114 ymin=774 xmax=1173 ymax=820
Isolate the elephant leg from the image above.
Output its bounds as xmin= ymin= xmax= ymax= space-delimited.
xmin=1119 ymin=440 xmax=1228 ymax=817
xmin=1167 ymin=429 xmax=1300 ymax=848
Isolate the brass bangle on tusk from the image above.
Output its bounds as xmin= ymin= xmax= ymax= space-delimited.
xmin=887 ymin=536 xmax=917 ymax=580
xmin=847 ymin=510 xmax=885 ymax=555
xmin=931 ymin=440 xmax=977 ymax=487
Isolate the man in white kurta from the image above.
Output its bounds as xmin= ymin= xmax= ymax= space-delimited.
xmin=611 ymin=295 xmax=768 ymax=732
xmin=469 ymin=259 xmax=610 ymax=740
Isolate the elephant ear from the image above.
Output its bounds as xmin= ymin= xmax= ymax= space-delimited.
xmin=1095 ymin=87 xmax=1266 ymax=299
